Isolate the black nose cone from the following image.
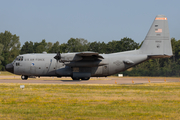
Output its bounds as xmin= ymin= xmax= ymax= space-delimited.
xmin=5 ymin=63 xmax=14 ymax=73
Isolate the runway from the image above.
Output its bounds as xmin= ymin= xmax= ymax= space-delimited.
xmin=0 ymin=76 xmax=180 ymax=84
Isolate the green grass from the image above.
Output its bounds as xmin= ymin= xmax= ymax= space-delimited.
xmin=0 ymin=83 xmax=180 ymax=119
xmin=0 ymin=71 xmax=18 ymax=76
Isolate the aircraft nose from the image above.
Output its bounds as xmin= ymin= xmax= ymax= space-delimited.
xmin=5 ymin=63 xmax=14 ymax=73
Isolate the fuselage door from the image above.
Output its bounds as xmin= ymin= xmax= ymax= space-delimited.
xmin=44 ymin=59 xmax=53 ymax=74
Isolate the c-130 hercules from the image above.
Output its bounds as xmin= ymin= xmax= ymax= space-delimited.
xmin=5 ymin=15 xmax=173 ymax=80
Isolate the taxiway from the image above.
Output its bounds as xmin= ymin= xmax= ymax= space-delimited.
xmin=0 ymin=76 xmax=179 ymax=84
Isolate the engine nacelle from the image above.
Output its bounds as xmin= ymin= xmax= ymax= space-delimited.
xmin=65 ymin=60 xmax=107 ymax=67
xmin=60 ymin=53 xmax=82 ymax=62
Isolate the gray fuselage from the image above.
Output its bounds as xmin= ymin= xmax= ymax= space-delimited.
xmin=12 ymin=50 xmax=147 ymax=78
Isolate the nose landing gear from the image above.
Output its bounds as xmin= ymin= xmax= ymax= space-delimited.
xmin=71 ymin=77 xmax=90 ymax=80
xmin=21 ymin=75 xmax=28 ymax=80
xmin=81 ymin=77 xmax=90 ymax=80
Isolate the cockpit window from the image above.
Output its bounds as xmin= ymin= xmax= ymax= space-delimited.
xmin=15 ymin=56 xmax=23 ymax=61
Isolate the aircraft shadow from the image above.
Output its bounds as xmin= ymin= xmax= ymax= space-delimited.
xmin=43 ymin=80 xmax=82 ymax=82
xmin=61 ymin=80 xmax=82 ymax=82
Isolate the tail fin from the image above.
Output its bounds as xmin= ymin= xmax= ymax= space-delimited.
xmin=139 ymin=15 xmax=173 ymax=58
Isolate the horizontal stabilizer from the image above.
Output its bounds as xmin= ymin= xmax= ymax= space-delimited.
xmin=148 ymin=54 xmax=172 ymax=58
xmin=123 ymin=59 xmax=134 ymax=64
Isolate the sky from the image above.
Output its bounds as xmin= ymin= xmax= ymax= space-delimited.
xmin=0 ymin=0 xmax=180 ymax=46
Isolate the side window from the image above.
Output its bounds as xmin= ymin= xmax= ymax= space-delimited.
xmin=16 ymin=63 xmax=20 ymax=66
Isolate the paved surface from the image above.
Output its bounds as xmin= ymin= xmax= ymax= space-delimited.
xmin=0 ymin=76 xmax=180 ymax=84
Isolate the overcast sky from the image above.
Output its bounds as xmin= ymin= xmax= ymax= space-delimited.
xmin=0 ymin=0 xmax=180 ymax=45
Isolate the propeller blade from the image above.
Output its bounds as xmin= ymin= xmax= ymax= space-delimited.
xmin=54 ymin=52 xmax=61 ymax=61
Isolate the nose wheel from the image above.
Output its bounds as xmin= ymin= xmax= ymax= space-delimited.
xmin=71 ymin=77 xmax=90 ymax=80
xmin=21 ymin=75 xmax=28 ymax=80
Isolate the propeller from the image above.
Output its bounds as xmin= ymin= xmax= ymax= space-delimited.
xmin=54 ymin=52 xmax=61 ymax=61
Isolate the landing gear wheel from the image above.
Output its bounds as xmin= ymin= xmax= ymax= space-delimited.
xmin=71 ymin=77 xmax=80 ymax=80
xmin=81 ymin=77 xmax=90 ymax=80
xmin=21 ymin=75 xmax=28 ymax=80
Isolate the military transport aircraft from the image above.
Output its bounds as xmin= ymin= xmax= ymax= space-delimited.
xmin=5 ymin=15 xmax=173 ymax=80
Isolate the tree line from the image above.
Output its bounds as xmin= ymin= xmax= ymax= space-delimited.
xmin=0 ymin=31 xmax=180 ymax=77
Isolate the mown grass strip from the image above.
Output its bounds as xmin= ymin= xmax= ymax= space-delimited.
xmin=0 ymin=83 xmax=180 ymax=119
xmin=0 ymin=71 xmax=16 ymax=76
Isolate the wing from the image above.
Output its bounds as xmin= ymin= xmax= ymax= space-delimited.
xmin=64 ymin=52 xmax=106 ymax=67
xmin=58 ymin=51 xmax=104 ymax=62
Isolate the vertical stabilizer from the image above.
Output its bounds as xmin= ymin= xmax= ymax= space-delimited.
xmin=139 ymin=15 xmax=173 ymax=57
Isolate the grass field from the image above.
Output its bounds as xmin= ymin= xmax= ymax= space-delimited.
xmin=0 ymin=71 xmax=17 ymax=76
xmin=0 ymin=83 xmax=180 ymax=120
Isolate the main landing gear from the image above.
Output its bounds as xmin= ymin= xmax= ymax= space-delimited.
xmin=21 ymin=75 xmax=28 ymax=80
xmin=71 ymin=77 xmax=90 ymax=80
